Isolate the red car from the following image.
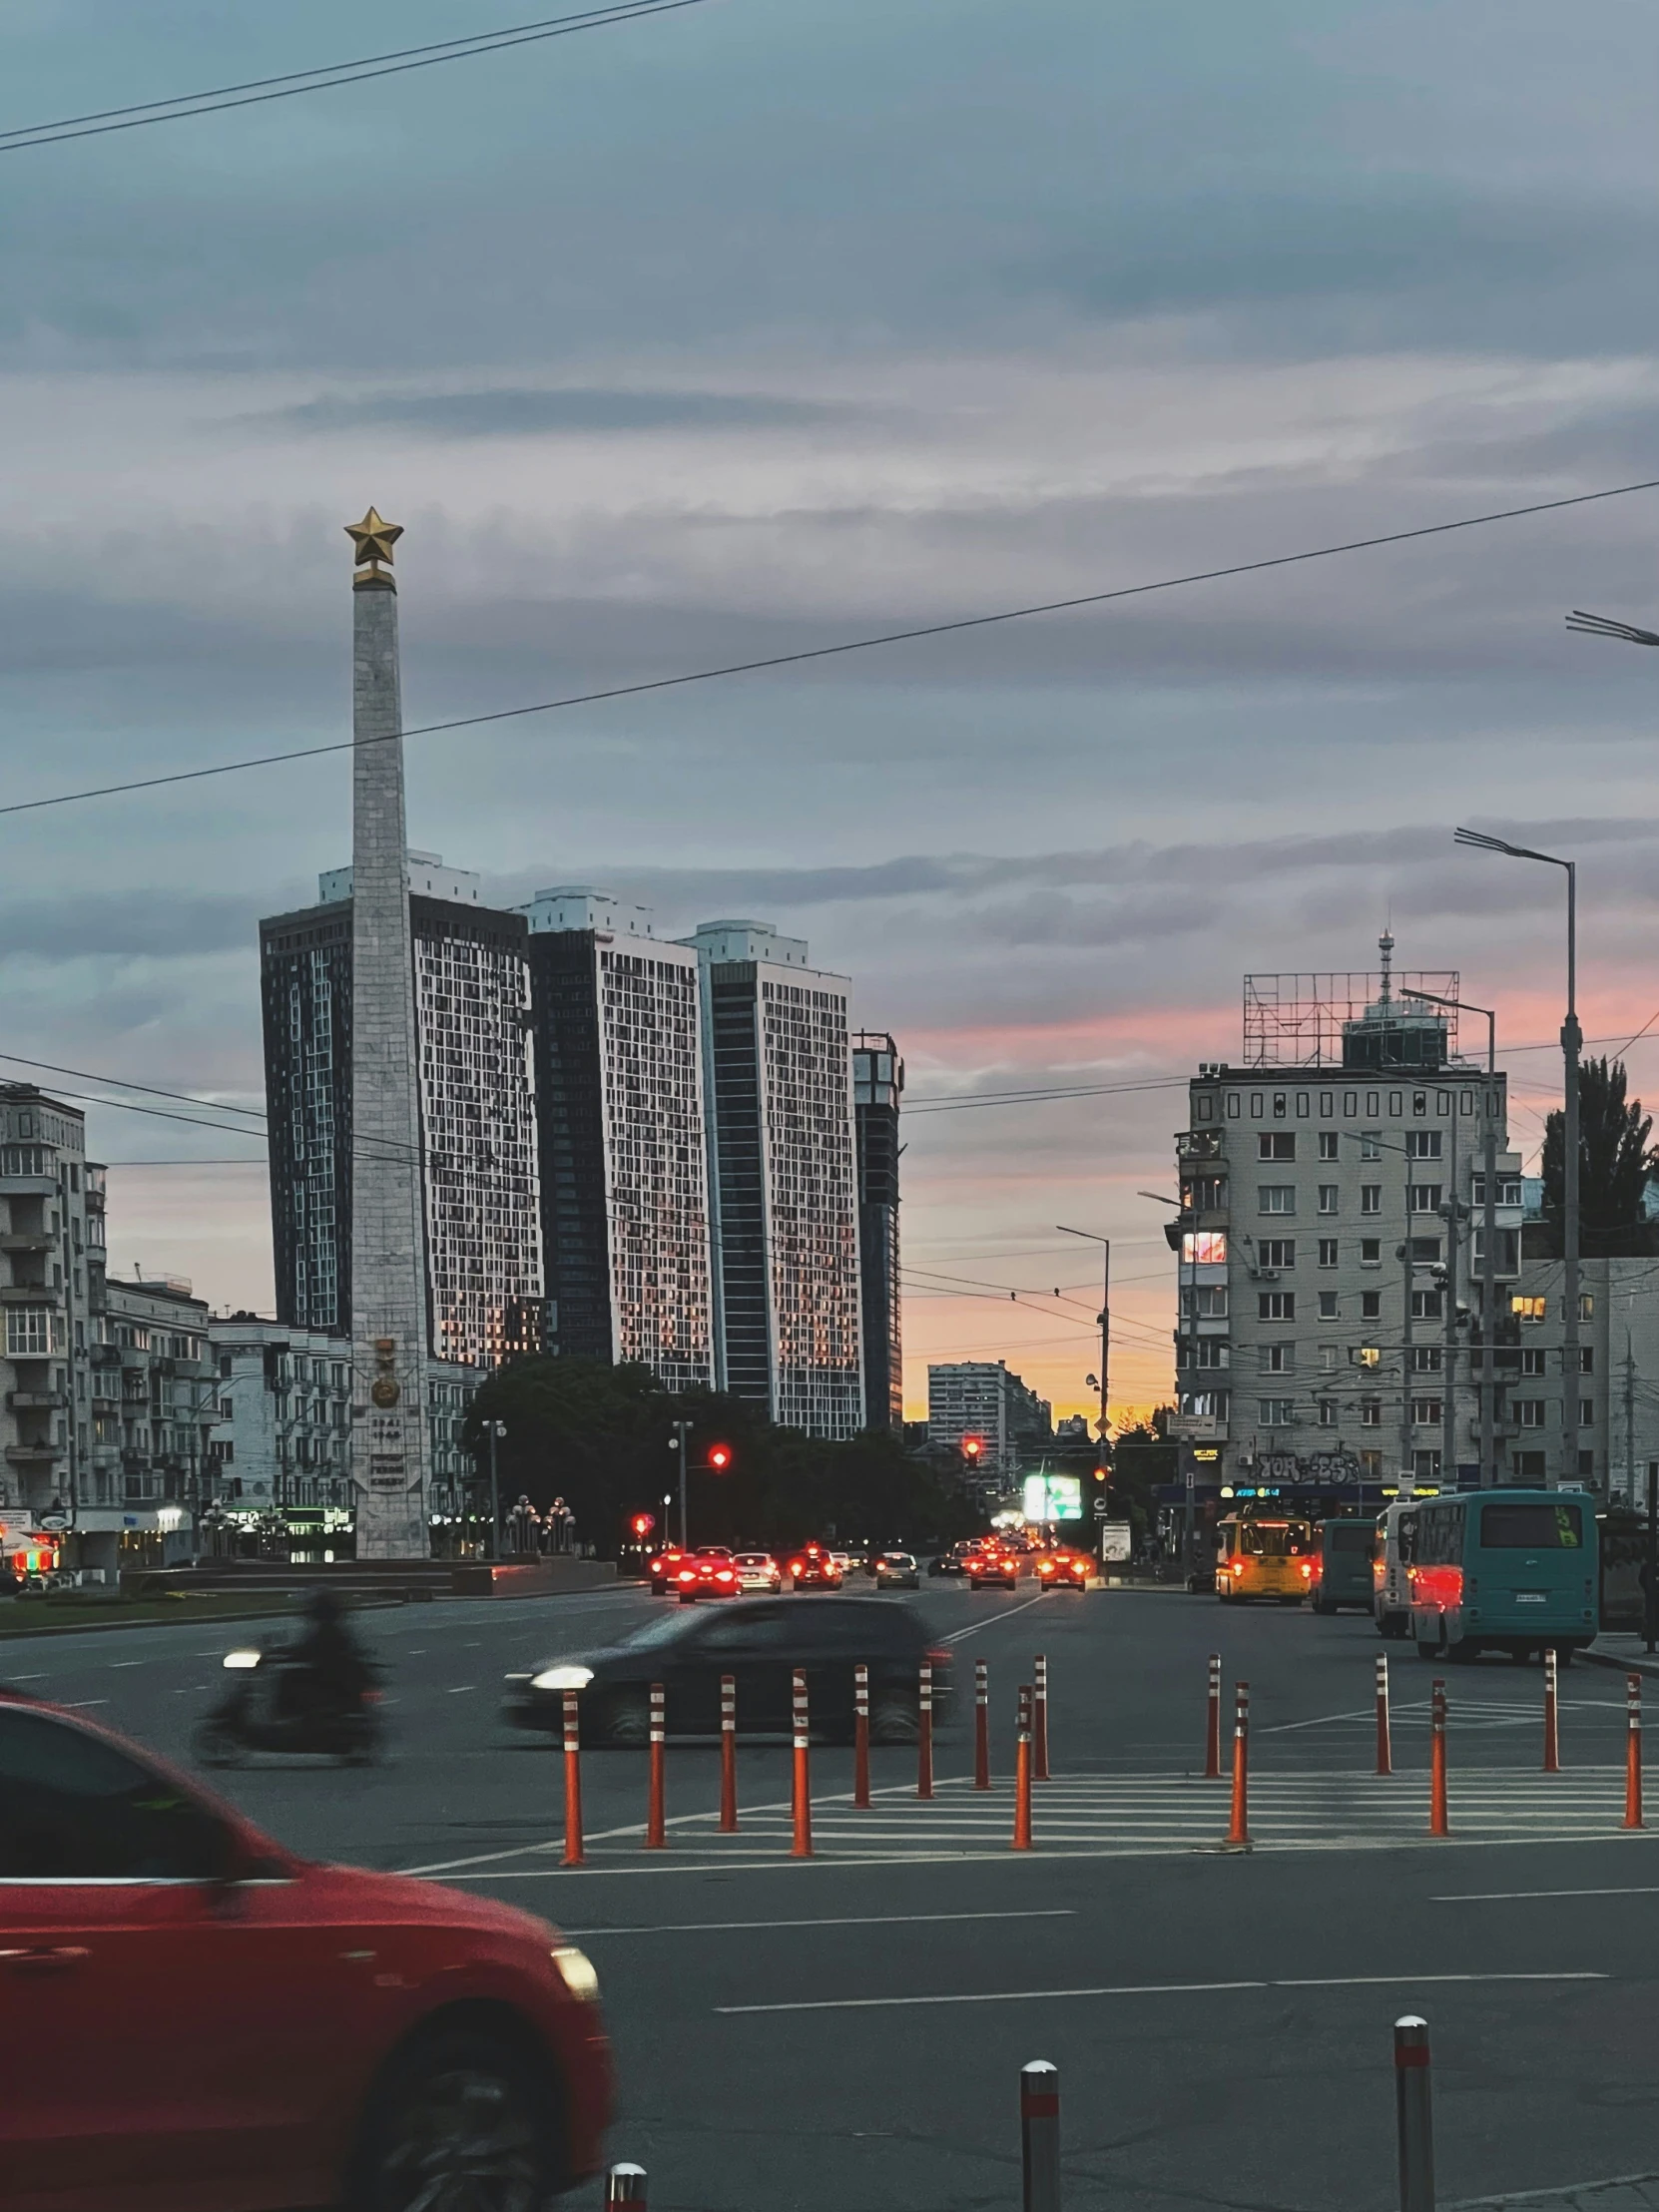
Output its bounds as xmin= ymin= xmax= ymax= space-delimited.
xmin=788 ymin=1543 xmax=843 ymax=1591
xmin=1 ymin=1689 xmax=613 ymax=2212
xmin=1036 ymin=1549 xmax=1091 ymax=1591
xmin=964 ymin=1548 xmax=1019 ymax=1590
xmin=672 ymin=1547 xmax=740 ymax=1602
xmin=647 ymin=1545 xmax=685 ymax=1594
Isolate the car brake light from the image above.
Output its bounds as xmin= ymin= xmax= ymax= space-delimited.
xmin=1300 ymin=1563 xmax=1313 ymax=1579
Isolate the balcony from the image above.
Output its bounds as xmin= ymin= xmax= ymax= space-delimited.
xmin=0 ymin=1281 xmax=61 ymax=1306
xmin=0 ymin=1230 xmax=53 ymax=1255
xmin=1177 ymin=1131 xmax=1225 ymax=1163
xmin=90 ymin=1343 xmax=122 ymax=1369
xmin=0 ymin=1173 xmax=58 ymax=1199
xmin=4 ymin=1440 xmax=60 ymax=1466
xmin=6 ymin=1388 xmax=66 ymax=1412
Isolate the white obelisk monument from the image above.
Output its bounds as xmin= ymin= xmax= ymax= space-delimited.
xmin=345 ymin=508 xmax=431 ymax=1557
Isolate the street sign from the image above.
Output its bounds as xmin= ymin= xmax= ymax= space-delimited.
xmin=38 ymin=1513 xmax=68 ymax=1532
xmin=1100 ymin=1519 xmax=1132 ymax=1562
xmin=1092 ymin=1495 xmax=1110 ymax=1519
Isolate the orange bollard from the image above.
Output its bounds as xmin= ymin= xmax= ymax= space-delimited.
xmin=561 ymin=1687 xmax=585 ymax=1867
xmin=719 ymin=1673 xmax=738 ymax=1832
xmin=1376 ymin=1652 xmax=1392 ymax=1778
xmin=974 ymin=1658 xmax=991 ymax=1790
xmin=1625 ymin=1673 xmax=1644 ymax=1831
xmin=1013 ymin=1685 xmax=1033 ymax=1850
xmin=1205 ymin=1653 xmax=1222 ymax=1779
xmin=1428 ymin=1678 xmax=1448 ymax=1837
xmin=1543 ymin=1646 xmax=1560 ymax=1773
xmin=1225 ymin=1680 xmax=1251 ymax=1848
xmin=853 ymin=1662 xmax=871 ymax=1809
xmin=791 ymin=1669 xmax=813 ymax=1858
xmin=917 ymin=1658 xmax=935 ymax=1800
xmin=644 ymin=1682 xmax=667 ymax=1850
xmin=1033 ymin=1653 xmax=1050 ymax=1782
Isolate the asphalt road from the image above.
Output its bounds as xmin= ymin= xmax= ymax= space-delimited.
xmin=8 ymin=1578 xmax=1659 ymax=2212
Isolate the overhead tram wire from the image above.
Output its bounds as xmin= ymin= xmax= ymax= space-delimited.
xmin=5 ymin=475 xmax=1659 ymax=828
xmin=0 ymin=1 xmax=712 ymax=154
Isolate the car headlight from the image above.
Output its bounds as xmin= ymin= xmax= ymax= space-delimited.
xmin=550 ymin=1944 xmax=600 ymax=2001
xmin=223 ymin=1649 xmax=262 ymax=1670
xmin=530 ymin=1665 xmax=595 ymax=1692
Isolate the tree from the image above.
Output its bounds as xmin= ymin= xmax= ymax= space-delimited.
xmin=1541 ymin=1057 xmax=1659 ymax=1258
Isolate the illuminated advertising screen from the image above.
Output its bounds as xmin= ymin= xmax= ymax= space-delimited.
xmin=1022 ymin=1473 xmax=1084 ymax=1523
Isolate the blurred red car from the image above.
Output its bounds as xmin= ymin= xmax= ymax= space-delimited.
xmin=1036 ymin=1549 xmax=1091 ymax=1591
xmin=672 ymin=1547 xmax=740 ymax=1602
xmin=0 ymin=1689 xmax=612 ymax=2212
xmin=964 ymin=1548 xmax=1019 ymax=1591
xmin=647 ymin=1545 xmax=685 ymax=1594
xmin=788 ymin=1543 xmax=843 ymax=1591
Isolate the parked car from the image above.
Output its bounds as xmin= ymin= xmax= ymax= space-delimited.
xmin=504 ymin=1596 xmax=950 ymax=1745
xmin=0 ymin=1689 xmax=613 ymax=2212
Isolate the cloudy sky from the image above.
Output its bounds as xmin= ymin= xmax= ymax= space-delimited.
xmin=4 ymin=0 xmax=1659 ymax=1422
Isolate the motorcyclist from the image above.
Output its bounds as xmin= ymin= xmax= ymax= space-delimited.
xmin=282 ymin=1589 xmax=372 ymax=1727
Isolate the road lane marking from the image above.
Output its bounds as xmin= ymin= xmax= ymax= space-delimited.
xmin=446 ymin=1686 xmax=476 ymax=1694
xmin=1434 ymin=1886 xmax=1659 ymax=1903
xmin=7 ymin=1672 xmax=46 ymax=1681
xmin=716 ymin=1971 xmax=1608 ymax=2016
xmin=939 ymin=1595 xmax=1046 ymax=1642
xmin=567 ymin=1910 xmax=1077 ymax=1936
xmin=108 ymin=1660 xmax=145 ymax=1669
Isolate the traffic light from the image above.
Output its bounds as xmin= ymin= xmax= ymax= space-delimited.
xmin=707 ymin=1444 xmax=733 ymax=1472
xmin=962 ymin=1435 xmax=983 ymax=1465
xmin=630 ymin=1512 xmax=656 ymax=1538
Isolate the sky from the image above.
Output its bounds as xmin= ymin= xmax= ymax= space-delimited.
xmin=3 ymin=0 xmax=1659 ymax=1425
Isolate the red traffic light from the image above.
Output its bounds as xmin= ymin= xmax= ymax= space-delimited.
xmin=707 ymin=1444 xmax=733 ymax=1472
xmin=961 ymin=1435 xmax=983 ymax=1460
xmin=630 ymin=1512 xmax=656 ymax=1537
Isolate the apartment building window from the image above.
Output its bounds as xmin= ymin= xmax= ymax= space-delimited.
xmin=1259 ymin=1240 xmax=1296 ymax=1269
xmin=1361 ymin=1239 xmax=1382 ymax=1265
xmin=1520 ymin=1348 xmax=1546 ymax=1378
xmin=1472 ymin=1228 xmax=1520 ymax=1274
xmin=1318 ymin=1291 xmax=1339 ymax=1319
xmin=1317 ymin=1398 xmax=1337 ymax=1426
xmin=1361 ymin=1398 xmax=1382 ymax=1427
xmin=1515 ymin=1400 xmax=1546 ymax=1427
xmin=1259 ymin=1133 xmax=1296 ymax=1161
xmin=1317 ymin=1185 xmax=1339 ymax=1215
xmin=1411 ymin=1397 xmax=1443 ymax=1427
xmin=1259 ymin=1292 xmax=1296 ymax=1321
xmin=1406 ymin=1130 xmax=1442 ymax=1159
xmin=1362 ymin=1133 xmax=1382 ymax=1161
xmin=1260 ymin=1398 xmax=1296 ymax=1426
xmin=1579 ymin=1398 xmax=1595 ymax=1428
xmin=1411 ymin=1346 xmax=1442 ymax=1373
xmin=1259 ymin=1187 xmax=1296 ymax=1215
xmin=1411 ymin=1290 xmax=1442 ymax=1320
xmin=1361 ymin=1186 xmax=1382 ymax=1215
xmin=6 ymin=1308 xmax=58 ymax=1357
xmin=1413 ymin=1450 xmax=1442 ymax=1482
xmin=1259 ymin=1344 xmax=1295 ymax=1374
xmin=1182 ymin=1232 xmax=1228 ymax=1266
xmin=1410 ymin=1238 xmax=1441 ymax=1264
xmin=1362 ymin=1291 xmax=1382 ymax=1320
xmin=1182 ymin=1285 xmax=1229 ymax=1319
xmin=1472 ymin=1174 xmax=1523 ymax=1207
xmin=1581 ymin=1294 xmax=1596 ymax=1321
xmin=1578 ymin=1347 xmax=1594 ymax=1374
xmin=1318 ymin=1239 xmax=1339 ymax=1268
xmin=1408 ymin=1184 xmax=1443 ymax=1215
xmin=1512 ymin=1296 xmax=1546 ymax=1323
xmin=1186 ymin=1175 xmax=1227 ymax=1210
xmin=1318 ymin=1131 xmax=1339 ymax=1161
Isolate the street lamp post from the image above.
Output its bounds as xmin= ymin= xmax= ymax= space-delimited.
xmin=484 ymin=1419 xmax=507 ymax=1558
xmin=1455 ymin=829 xmax=1579 ymax=1490
xmin=670 ymin=1419 xmax=693 ymax=1550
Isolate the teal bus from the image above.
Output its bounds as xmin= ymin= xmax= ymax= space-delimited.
xmin=1409 ymin=1488 xmax=1598 ymax=1662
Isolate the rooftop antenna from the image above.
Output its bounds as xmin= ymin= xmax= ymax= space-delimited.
xmin=1378 ymin=928 xmax=1395 ymax=1008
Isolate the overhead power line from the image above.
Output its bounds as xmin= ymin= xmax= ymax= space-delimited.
xmin=0 ymin=1 xmax=712 ymax=154
xmin=4 ymin=475 xmax=1658 ymax=828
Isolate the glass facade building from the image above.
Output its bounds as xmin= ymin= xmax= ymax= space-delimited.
xmin=853 ymin=1032 xmax=903 ymax=1430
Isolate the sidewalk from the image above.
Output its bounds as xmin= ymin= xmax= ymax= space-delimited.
xmin=1582 ymin=1633 xmax=1659 ymax=1679
xmin=1453 ymin=2176 xmax=1659 ymax=2212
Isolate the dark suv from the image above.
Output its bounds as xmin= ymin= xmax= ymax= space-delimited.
xmin=505 ymin=1595 xmax=950 ymax=1745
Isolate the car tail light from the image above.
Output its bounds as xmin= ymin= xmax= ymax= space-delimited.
xmin=1300 ymin=1563 xmax=1313 ymax=1579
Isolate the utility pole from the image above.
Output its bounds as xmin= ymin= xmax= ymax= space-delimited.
xmin=1442 ymin=1099 xmax=1459 ymax=1489
xmin=1057 ymin=1223 xmax=1111 ymax=1470
xmin=1625 ymin=1333 xmax=1636 ymax=1506
xmin=670 ymin=1418 xmax=693 ymax=1550
xmin=484 ymin=1419 xmax=506 ymax=1560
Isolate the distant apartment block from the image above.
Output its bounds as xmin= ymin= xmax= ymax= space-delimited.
xmin=260 ymin=849 xmax=543 ymax=1369
xmin=682 ymin=921 xmax=863 ymax=1438
xmin=853 ymin=1033 xmax=903 ymax=1430
xmin=927 ymin=1360 xmax=1053 ymax=1484
xmin=518 ymin=888 xmax=715 ymax=1394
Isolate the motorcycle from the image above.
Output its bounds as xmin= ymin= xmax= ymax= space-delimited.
xmin=194 ymin=1645 xmax=384 ymax=1767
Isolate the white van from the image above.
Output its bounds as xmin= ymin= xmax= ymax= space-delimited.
xmin=1374 ymin=1498 xmax=1421 ymax=1640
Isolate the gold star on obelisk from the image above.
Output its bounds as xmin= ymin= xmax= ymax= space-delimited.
xmin=345 ymin=506 xmax=403 ymax=569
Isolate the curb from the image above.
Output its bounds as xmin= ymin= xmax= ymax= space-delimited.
xmin=0 ymin=1595 xmax=407 ymax=1643
xmin=1581 ymin=1645 xmax=1659 ymax=1680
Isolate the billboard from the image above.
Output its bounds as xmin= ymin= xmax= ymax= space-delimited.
xmin=1022 ymin=1473 xmax=1084 ymax=1523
